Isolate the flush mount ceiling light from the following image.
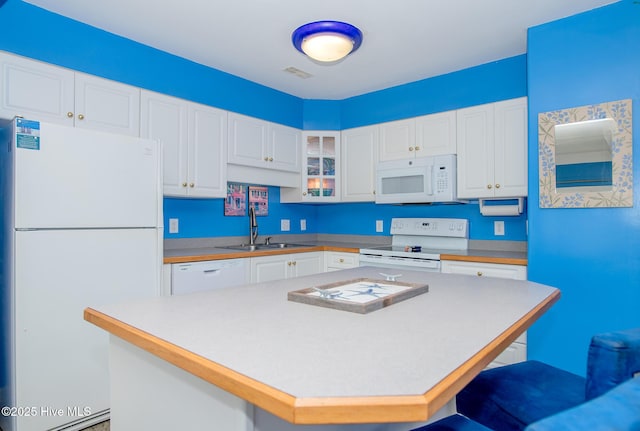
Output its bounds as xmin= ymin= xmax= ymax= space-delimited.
xmin=292 ymin=21 xmax=363 ymax=63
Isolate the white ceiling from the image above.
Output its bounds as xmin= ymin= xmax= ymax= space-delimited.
xmin=24 ymin=0 xmax=616 ymax=100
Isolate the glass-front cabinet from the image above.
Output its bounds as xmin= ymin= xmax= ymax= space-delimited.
xmin=301 ymin=131 xmax=340 ymax=202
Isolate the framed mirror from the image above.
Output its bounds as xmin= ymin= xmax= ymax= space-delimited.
xmin=538 ymin=99 xmax=633 ymax=208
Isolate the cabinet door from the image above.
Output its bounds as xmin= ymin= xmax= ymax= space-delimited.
xmin=379 ymin=118 xmax=415 ymax=161
xmin=188 ymin=103 xmax=227 ymax=197
xmin=0 ymin=52 xmax=74 ymax=125
xmin=140 ymin=90 xmax=189 ymax=196
xmin=494 ymin=98 xmax=528 ymax=197
xmin=228 ymin=113 xmax=267 ymax=168
xmin=250 ymin=255 xmax=289 ymax=283
xmin=324 ymin=251 xmax=360 ymax=271
xmin=416 ymin=110 xmax=456 ymax=155
xmin=291 ymin=252 xmax=324 ymax=278
xmin=302 ymin=131 xmax=340 ymax=201
xmin=341 ymin=125 xmax=378 ymax=202
xmin=74 ymin=72 xmax=140 ymax=136
xmin=268 ymin=123 xmax=300 ymax=172
xmin=456 ymin=104 xmax=495 ymax=199
xmin=440 ymin=260 xmax=527 ymax=280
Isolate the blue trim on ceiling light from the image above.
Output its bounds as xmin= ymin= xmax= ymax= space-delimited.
xmin=292 ymin=20 xmax=363 ymax=56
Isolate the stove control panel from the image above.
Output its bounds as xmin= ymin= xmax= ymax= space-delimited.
xmin=390 ymin=218 xmax=468 ymax=238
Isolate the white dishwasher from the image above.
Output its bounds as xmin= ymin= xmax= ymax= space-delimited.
xmin=171 ymin=258 xmax=250 ymax=295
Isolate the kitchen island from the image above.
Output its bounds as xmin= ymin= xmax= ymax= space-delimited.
xmin=84 ymin=267 xmax=558 ymax=430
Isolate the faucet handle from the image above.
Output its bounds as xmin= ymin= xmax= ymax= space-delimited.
xmin=264 ymin=236 xmax=272 ymax=245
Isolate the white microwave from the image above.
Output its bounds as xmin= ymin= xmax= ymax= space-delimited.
xmin=375 ymin=154 xmax=458 ymax=204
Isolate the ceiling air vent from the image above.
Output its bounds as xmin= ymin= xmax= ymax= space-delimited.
xmin=284 ymin=67 xmax=313 ymax=79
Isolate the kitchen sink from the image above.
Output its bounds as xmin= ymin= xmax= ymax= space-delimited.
xmin=221 ymin=243 xmax=310 ymax=252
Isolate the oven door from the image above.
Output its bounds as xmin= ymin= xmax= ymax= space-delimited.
xmin=359 ymin=254 xmax=441 ymax=272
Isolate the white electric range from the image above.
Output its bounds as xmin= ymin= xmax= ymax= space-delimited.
xmin=359 ymin=218 xmax=469 ymax=272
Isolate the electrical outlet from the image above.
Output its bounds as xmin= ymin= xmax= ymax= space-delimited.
xmin=300 ymin=219 xmax=307 ymax=231
xmin=376 ymin=220 xmax=384 ymax=232
xmin=494 ymin=220 xmax=505 ymax=236
xmin=169 ymin=218 xmax=179 ymax=234
xmin=281 ymin=219 xmax=290 ymax=231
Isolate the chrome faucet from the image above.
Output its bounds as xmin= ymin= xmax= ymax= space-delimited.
xmin=249 ymin=206 xmax=258 ymax=245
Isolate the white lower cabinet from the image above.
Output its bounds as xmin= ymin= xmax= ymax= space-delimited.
xmin=250 ymin=252 xmax=324 ymax=283
xmin=441 ymin=260 xmax=527 ymax=368
xmin=324 ymin=251 xmax=360 ymax=271
xmin=440 ymin=260 xmax=527 ymax=280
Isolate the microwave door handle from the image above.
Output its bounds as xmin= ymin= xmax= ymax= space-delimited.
xmin=426 ymin=164 xmax=434 ymax=195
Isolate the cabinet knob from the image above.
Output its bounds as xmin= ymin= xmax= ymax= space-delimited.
xmin=415 ymin=146 xmax=420 ymax=151
xmin=292 ymin=261 xmax=297 ymax=266
xmin=487 ymin=184 xmax=493 ymax=189
xmin=302 ymin=192 xmax=307 ymax=196
xmin=189 ymin=183 xmax=195 ymax=188
xmin=67 ymin=112 xmax=74 ymax=118
xmin=495 ymin=183 xmax=501 ymax=189
xmin=409 ymin=146 xmax=414 ymax=151
xmin=268 ymin=157 xmax=273 ymax=162
xmin=477 ymin=271 xmax=483 ymax=276
xmin=77 ymin=114 xmax=85 ymax=120
xmin=264 ymin=157 xmax=269 ymax=161
xmin=182 ymin=182 xmax=188 ymax=187
xmin=287 ymin=261 xmax=292 ymax=266
xmin=339 ymin=258 xmax=344 ymax=263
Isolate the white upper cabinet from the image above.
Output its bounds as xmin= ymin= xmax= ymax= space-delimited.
xmin=73 ymin=72 xmax=140 ymax=136
xmin=187 ymin=104 xmax=228 ymax=198
xmin=341 ymin=125 xmax=378 ymax=202
xmin=0 ymin=52 xmax=74 ymax=124
xmin=0 ymin=52 xmax=140 ymax=136
xmin=379 ymin=111 xmax=457 ymax=161
xmin=228 ymin=112 xmax=300 ymax=172
xmin=494 ymin=98 xmax=528 ymax=198
xmin=268 ymin=122 xmax=301 ymax=172
xmin=301 ymin=131 xmax=341 ymax=202
xmin=415 ymin=110 xmax=457 ymax=155
xmin=227 ymin=112 xmax=267 ymax=168
xmin=456 ymin=97 xmax=527 ymax=199
xmin=378 ymin=118 xmax=416 ymax=161
xmin=141 ymin=90 xmax=227 ymax=198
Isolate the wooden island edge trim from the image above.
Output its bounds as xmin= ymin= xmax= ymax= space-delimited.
xmin=421 ymin=288 xmax=561 ymax=416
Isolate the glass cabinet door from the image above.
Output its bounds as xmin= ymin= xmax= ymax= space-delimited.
xmin=304 ymin=132 xmax=339 ymax=199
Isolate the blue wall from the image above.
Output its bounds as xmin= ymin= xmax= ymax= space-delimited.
xmin=339 ymin=55 xmax=528 ymax=129
xmin=527 ymin=0 xmax=640 ymax=375
xmin=0 ymin=0 xmax=529 ymax=242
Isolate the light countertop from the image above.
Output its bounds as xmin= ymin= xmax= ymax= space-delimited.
xmin=164 ymin=240 xmax=527 ymax=266
xmin=85 ymin=266 xmax=556 ymax=424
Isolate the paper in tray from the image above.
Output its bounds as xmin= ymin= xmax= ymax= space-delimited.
xmin=287 ymin=278 xmax=428 ymax=314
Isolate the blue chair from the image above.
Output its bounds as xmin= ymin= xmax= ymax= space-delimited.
xmin=524 ymin=376 xmax=640 ymax=431
xmin=456 ymin=328 xmax=640 ymax=431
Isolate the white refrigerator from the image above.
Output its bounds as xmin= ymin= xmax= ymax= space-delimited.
xmin=0 ymin=118 xmax=163 ymax=431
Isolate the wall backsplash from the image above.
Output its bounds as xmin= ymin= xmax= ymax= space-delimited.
xmin=164 ymin=186 xmax=528 ymax=241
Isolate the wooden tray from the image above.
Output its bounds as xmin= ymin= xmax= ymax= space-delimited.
xmin=287 ymin=278 xmax=428 ymax=314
